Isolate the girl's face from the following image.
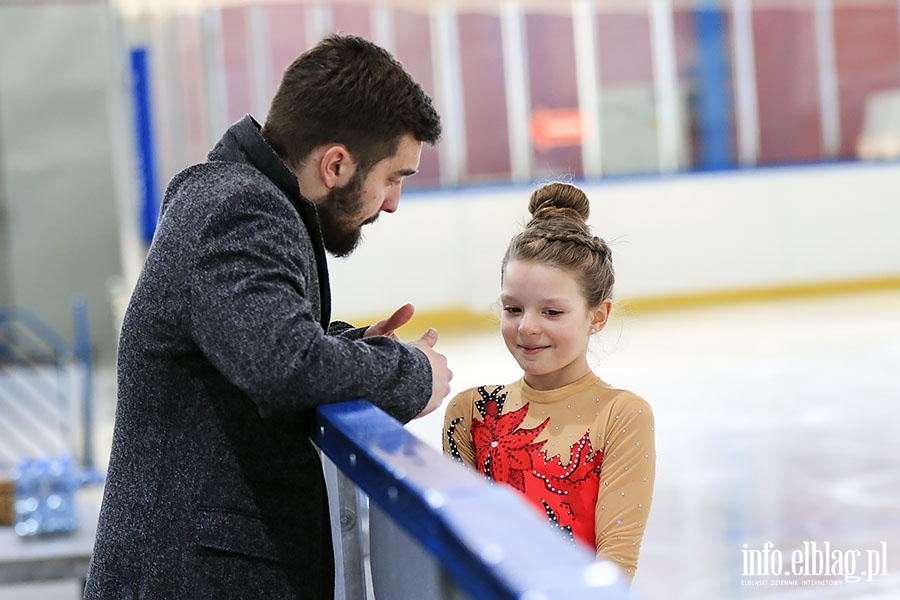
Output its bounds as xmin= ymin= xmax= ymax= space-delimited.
xmin=500 ymin=260 xmax=610 ymax=391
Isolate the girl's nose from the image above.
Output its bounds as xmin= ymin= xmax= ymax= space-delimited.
xmin=518 ymin=312 xmax=539 ymax=334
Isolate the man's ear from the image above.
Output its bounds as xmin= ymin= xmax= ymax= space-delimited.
xmin=319 ymin=144 xmax=356 ymax=189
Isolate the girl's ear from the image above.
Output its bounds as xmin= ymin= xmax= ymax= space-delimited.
xmin=590 ymin=299 xmax=613 ymax=334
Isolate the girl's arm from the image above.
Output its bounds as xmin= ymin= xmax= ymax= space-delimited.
xmin=594 ymin=395 xmax=656 ymax=583
xmin=443 ymin=389 xmax=477 ymax=467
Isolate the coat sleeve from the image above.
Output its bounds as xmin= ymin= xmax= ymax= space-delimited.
xmin=328 ymin=321 xmax=368 ymax=340
xmin=186 ymin=187 xmax=431 ymax=423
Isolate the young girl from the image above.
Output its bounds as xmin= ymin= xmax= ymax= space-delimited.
xmin=443 ymin=182 xmax=655 ymax=583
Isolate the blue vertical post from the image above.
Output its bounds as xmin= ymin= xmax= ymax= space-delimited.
xmin=73 ymin=297 xmax=100 ymax=483
xmin=129 ymin=47 xmax=160 ymax=246
xmin=694 ymin=4 xmax=734 ymax=170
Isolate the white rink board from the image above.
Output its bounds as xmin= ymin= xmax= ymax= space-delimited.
xmin=328 ymin=162 xmax=900 ymax=322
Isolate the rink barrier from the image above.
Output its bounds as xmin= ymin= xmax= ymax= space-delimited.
xmin=312 ymin=400 xmax=634 ymax=600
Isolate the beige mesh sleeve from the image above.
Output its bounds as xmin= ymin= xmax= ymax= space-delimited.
xmin=594 ymin=395 xmax=656 ymax=583
xmin=442 ymin=389 xmax=477 ymax=468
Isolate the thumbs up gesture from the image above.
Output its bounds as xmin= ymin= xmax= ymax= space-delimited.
xmin=409 ymin=327 xmax=452 ymax=419
xmin=364 ymin=304 xmax=452 ymax=419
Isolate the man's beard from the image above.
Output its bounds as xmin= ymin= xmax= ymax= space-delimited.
xmin=316 ymin=170 xmax=373 ymax=258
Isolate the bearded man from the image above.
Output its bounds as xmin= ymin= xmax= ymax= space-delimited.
xmin=85 ymin=34 xmax=451 ymax=599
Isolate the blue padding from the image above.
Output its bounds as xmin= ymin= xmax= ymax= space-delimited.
xmin=313 ymin=400 xmax=634 ymax=600
xmin=694 ymin=7 xmax=734 ymax=170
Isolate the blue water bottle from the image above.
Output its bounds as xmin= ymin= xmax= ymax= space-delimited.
xmin=45 ymin=454 xmax=80 ymax=533
xmin=12 ymin=458 xmax=41 ymax=537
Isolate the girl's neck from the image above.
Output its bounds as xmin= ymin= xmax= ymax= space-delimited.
xmin=523 ymin=366 xmax=594 ymax=391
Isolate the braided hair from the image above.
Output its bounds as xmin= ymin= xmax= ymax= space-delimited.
xmin=502 ymin=182 xmax=614 ymax=307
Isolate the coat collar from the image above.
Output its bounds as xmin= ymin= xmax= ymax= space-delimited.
xmin=210 ymin=115 xmax=333 ymax=328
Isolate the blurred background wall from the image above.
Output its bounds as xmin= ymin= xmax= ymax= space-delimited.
xmin=1 ymin=0 xmax=899 ymax=356
xmin=0 ymin=1 xmax=137 ymax=358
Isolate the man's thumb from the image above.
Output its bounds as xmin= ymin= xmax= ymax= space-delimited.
xmin=418 ymin=328 xmax=438 ymax=348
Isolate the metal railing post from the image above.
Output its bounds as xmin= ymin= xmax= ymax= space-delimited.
xmin=322 ymin=452 xmax=367 ymax=600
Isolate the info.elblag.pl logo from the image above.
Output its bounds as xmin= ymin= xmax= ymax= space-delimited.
xmin=741 ymin=541 xmax=889 ymax=587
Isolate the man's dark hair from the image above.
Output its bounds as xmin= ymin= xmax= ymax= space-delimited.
xmin=262 ymin=33 xmax=442 ymax=173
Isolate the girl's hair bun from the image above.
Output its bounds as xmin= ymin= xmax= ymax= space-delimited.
xmin=527 ymin=182 xmax=590 ymax=224
xmin=504 ymin=181 xmax=615 ymax=306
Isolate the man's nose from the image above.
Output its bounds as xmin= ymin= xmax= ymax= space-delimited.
xmin=381 ymin=188 xmax=400 ymax=213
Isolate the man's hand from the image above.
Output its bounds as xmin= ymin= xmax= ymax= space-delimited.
xmin=364 ymin=304 xmax=416 ymax=340
xmin=408 ymin=328 xmax=452 ymax=419
xmin=364 ymin=305 xmax=451 ymax=418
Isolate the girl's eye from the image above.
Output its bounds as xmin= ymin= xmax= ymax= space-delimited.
xmin=545 ymin=309 xmax=563 ymax=317
xmin=503 ymin=306 xmax=521 ymax=314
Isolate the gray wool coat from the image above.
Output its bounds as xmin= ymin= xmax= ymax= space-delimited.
xmin=84 ymin=116 xmax=431 ymax=599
